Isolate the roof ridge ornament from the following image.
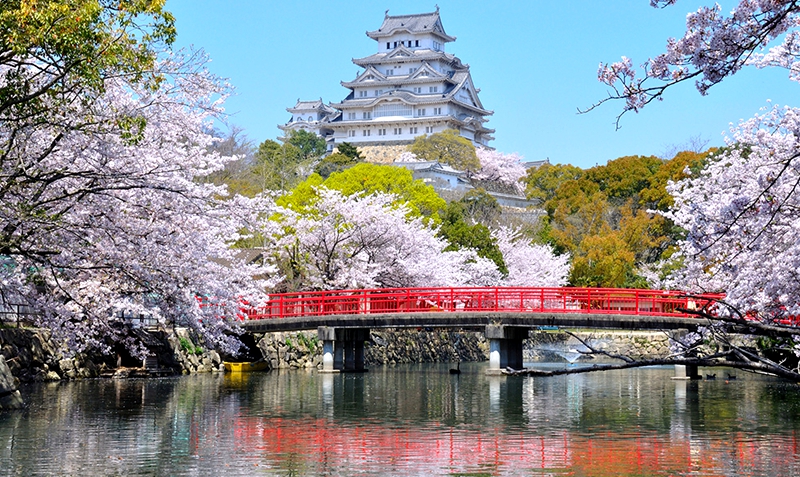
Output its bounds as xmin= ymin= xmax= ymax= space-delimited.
xmin=435 ymin=4 xmax=439 ymax=13
xmin=385 ymin=9 xmax=389 ymax=18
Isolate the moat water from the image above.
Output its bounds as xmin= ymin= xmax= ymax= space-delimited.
xmin=2 ymin=362 xmax=800 ymax=476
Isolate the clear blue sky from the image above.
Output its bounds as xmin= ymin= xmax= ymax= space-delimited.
xmin=166 ymin=1 xmax=797 ymax=169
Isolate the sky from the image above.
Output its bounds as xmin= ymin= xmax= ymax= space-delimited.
xmin=165 ymin=1 xmax=798 ymax=169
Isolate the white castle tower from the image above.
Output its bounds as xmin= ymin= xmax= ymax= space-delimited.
xmin=279 ymin=9 xmax=494 ymax=157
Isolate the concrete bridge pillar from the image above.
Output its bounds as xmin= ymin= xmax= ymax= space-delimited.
xmin=317 ymin=327 xmax=370 ymax=373
xmin=485 ymin=325 xmax=529 ymax=375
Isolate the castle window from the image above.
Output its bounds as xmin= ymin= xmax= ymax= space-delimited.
xmin=413 ymin=87 xmax=422 ymax=94
xmin=416 ymin=108 xmax=426 ymax=117
xmin=410 ymin=127 xmax=418 ymax=134
xmin=378 ymin=129 xmax=386 ymax=136
xmin=386 ymin=42 xmax=390 ymax=50
xmin=386 ymin=69 xmax=394 ymax=76
xmin=394 ymin=128 xmax=402 ymax=135
xmin=425 ymin=126 xmax=434 ymax=133
xmin=415 ymin=40 xmax=419 ymax=47
xmin=409 ymin=67 xmax=417 ymax=74
xmin=394 ymin=41 xmax=398 ymax=48
xmin=359 ymin=90 xmax=368 ymax=97
xmin=348 ymin=112 xmax=356 ymax=120
xmin=348 ymin=130 xmax=356 ymax=137
xmin=363 ymin=130 xmax=371 ymax=137
xmin=433 ymin=107 xmax=442 ymax=115
xmin=429 ymin=86 xmax=438 ymax=93
xmin=374 ymin=103 xmax=412 ymax=118
xmin=362 ymin=111 xmax=371 ymax=119
xmin=308 ymin=116 xmax=313 ymax=121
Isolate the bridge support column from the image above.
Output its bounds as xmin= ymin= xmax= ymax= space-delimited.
xmin=317 ymin=327 xmax=370 ymax=373
xmin=672 ymin=364 xmax=700 ymax=380
xmin=485 ymin=325 xmax=529 ymax=375
xmin=670 ymin=330 xmax=701 ymax=380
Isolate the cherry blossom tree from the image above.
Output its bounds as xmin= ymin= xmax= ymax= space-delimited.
xmin=593 ymin=1 xmax=800 ymax=126
xmin=474 ymin=148 xmax=527 ymax=195
xmin=584 ymin=1 xmax=800 ymax=379
xmin=0 ymin=52 xmax=273 ymax=357
xmin=271 ymin=188 xmax=502 ymax=291
xmin=492 ymin=227 xmax=570 ymax=287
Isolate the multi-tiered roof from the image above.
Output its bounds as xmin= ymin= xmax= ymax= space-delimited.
xmin=280 ymin=10 xmax=494 ymax=153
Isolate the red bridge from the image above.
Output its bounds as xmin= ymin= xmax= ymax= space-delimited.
xmin=243 ymin=286 xmax=721 ymax=326
xmin=240 ymin=287 xmax=722 ymax=374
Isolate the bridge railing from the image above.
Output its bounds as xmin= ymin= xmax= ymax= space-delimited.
xmin=243 ymin=287 xmax=724 ymax=320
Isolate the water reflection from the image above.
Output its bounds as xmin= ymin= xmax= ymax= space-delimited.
xmin=1 ymin=364 xmax=800 ymax=476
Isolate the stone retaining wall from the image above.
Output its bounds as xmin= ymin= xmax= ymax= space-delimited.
xmin=526 ymin=330 xmax=672 ymax=362
xmin=0 ymin=327 xmax=223 ymax=382
xmin=254 ymin=329 xmax=488 ymax=369
xmin=0 ymin=326 xmax=684 ymax=383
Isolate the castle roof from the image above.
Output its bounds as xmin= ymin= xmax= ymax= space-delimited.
xmin=286 ymin=99 xmax=336 ymax=114
xmin=353 ymin=47 xmax=465 ymax=68
xmin=367 ymin=11 xmax=455 ymax=42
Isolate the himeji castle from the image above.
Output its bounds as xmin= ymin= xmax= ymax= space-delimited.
xmin=279 ymin=9 xmax=494 ymax=161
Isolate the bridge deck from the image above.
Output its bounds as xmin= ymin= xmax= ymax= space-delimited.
xmin=240 ymin=287 xmax=722 ymax=333
xmin=242 ymin=311 xmax=710 ymax=333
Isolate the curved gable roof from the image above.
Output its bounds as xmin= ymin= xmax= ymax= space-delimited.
xmin=367 ymin=11 xmax=456 ymax=42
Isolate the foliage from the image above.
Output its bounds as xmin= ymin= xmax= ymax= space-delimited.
xmin=314 ymin=152 xmax=360 ymax=179
xmin=336 ymin=142 xmax=364 ymax=160
xmin=252 ymin=139 xmax=305 ymax=192
xmin=538 ymin=152 xmax=712 ymax=287
xmin=0 ymin=1 xmax=176 ymax=124
xmin=438 ymin=202 xmax=507 ymax=275
xmin=457 ymin=188 xmax=501 ymax=226
xmin=179 ymin=337 xmax=203 ymax=355
xmin=584 ymin=155 xmax=662 ymax=200
xmin=279 ymin=163 xmax=446 ymax=224
xmin=525 ymin=163 xmax=584 ymax=202
xmin=409 ymin=129 xmax=480 ymax=172
xmin=286 ymin=129 xmax=326 ymax=161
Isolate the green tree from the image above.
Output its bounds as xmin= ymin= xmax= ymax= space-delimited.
xmin=409 ymin=129 xmax=480 ymax=172
xmin=278 ymin=163 xmax=446 ymax=224
xmin=336 ymin=142 xmax=365 ymax=160
xmin=458 ymin=188 xmax=501 ymax=226
xmin=285 ymin=129 xmax=326 ymax=161
xmin=253 ymin=139 xmax=304 ymax=192
xmin=525 ymin=163 xmax=584 ymax=202
xmin=314 ymin=152 xmax=359 ymax=179
xmin=0 ymin=1 xmax=175 ymax=152
xmin=438 ymin=202 xmax=507 ymax=274
xmin=584 ymin=155 xmax=662 ymax=200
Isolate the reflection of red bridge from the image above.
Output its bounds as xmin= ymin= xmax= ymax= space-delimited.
xmin=239 ymin=287 xmax=723 ymax=373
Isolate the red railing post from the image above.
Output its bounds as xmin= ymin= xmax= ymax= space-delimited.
xmin=587 ymin=288 xmax=591 ymax=313
xmin=635 ymin=290 xmax=640 ymax=313
xmin=494 ymin=287 xmax=499 ymax=311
